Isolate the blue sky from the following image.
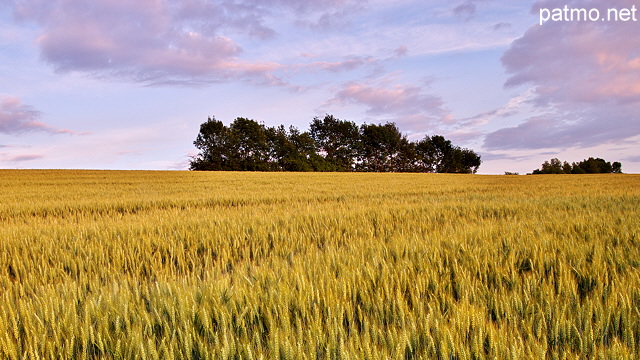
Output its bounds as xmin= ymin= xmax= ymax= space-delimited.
xmin=1 ymin=0 xmax=639 ymax=173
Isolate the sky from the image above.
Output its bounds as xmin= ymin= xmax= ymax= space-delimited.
xmin=1 ymin=0 xmax=639 ymax=174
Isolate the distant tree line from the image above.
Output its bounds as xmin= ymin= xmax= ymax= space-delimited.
xmin=531 ymin=157 xmax=622 ymax=174
xmin=190 ymin=115 xmax=482 ymax=173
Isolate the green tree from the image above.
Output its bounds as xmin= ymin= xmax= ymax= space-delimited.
xmin=190 ymin=116 xmax=229 ymax=171
xmin=576 ymin=157 xmax=612 ymax=174
xmin=414 ymin=135 xmax=481 ymax=174
xmin=266 ymin=125 xmax=324 ymax=171
xmin=458 ymin=148 xmax=482 ymax=174
xmin=227 ymin=118 xmax=271 ymax=171
xmin=545 ymin=158 xmax=564 ymax=174
xmin=287 ymin=127 xmax=330 ymax=171
xmin=415 ymin=135 xmax=449 ymax=173
xmin=571 ymin=162 xmax=586 ymax=174
xmin=532 ymin=157 xmax=622 ymax=174
xmin=358 ymin=122 xmax=413 ymax=172
xmin=413 ymin=137 xmax=436 ymax=173
xmin=191 ymin=115 xmax=482 ymax=173
xmin=532 ymin=158 xmax=563 ymax=174
xmin=309 ymin=115 xmax=360 ymax=171
xmin=612 ymin=161 xmax=622 ymax=173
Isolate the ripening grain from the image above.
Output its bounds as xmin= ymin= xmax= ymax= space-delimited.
xmin=0 ymin=170 xmax=639 ymax=359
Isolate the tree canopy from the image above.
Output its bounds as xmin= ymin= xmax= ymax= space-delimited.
xmin=531 ymin=157 xmax=622 ymax=174
xmin=190 ymin=115 xmax=482 ymax=173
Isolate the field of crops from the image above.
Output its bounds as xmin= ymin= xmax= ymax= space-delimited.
xmin=0 ymin=170 xmax=639 ymax=359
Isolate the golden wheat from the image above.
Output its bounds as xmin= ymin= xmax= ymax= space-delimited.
xmin=0 ymin=170 xmax=638 ymax=359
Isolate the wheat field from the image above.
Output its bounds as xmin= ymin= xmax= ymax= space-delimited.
xmin=0 ymin=170 xmax=638 ymax=359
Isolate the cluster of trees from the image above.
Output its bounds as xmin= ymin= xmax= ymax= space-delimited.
xmin=190 ymin=115 xmax=482 ymax=173
xmin=531 ymin=157 xmax=622 ymax=174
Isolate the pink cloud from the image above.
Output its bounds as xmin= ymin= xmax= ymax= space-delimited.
xmin=326 ymin=79 xmax=451 ymax=132
xmin=334 ymin=82 xmax=445 ymax=116
xmin=490 ymin=0 xmax=640 ymax=150
xmin=0 ymin=96 xmax=74 ymax=135
xmin=22 ymin=0 xmax=244 ymax=82
xmin=9 ymin=0 xmax=367 ymax=85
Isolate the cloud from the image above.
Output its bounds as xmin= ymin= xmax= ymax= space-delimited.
xmin=623 ymin=155 xmax=640 ymax=163
xmin=5 ymin=154 xmax=44 ymax=162
xmin=490 ymin=0 xmax=640 ymax=151
xmin=493 ymin=22 xmax=511 ymax=31
xmin=334 ymin=83 xmax=443 ymax=116
xmin=394 ymin=45 xmax=408 ymax=57
xmin=301 ymin=55 xmax=377 ymax=73
xmin=480 ymin=152 xmax=535 ymax=162
xmin=9 ymin=0 xmax=368 ymax=85
xmin=461 ymin=88 xmax=536 ymax=128
xmin=484 ymin=115 xmax=564 ymax=150
xmin=288 ymin=0 xmax=367 ymax=29
xmin=0 ymin=148 xmax=45 ymax=163
xmin=325 ymin=77 xmax=451 ymax=132
xmin=453 ymin=0 xmax=487 ymax=21
xmin=453 ymin=1 xmax=476 ymax=19
xmin=485 ymin=105 xmax=640 ymax=150
xmin=0 ymin=144 xmax=30 ymax=148
xmin=0 ymin=96 xmax=74 ymax=134
xmin=24 ymin=0 xmax=248 ymax=83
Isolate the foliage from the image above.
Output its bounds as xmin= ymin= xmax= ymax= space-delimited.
xmin=532 ymin=157 xmax=623 ymax=174
xmin=415 ymin=135 xmax=481 ymax=174
xmin=309 ymin=115 xmax=360 ymax=171
xmin=357 ymin=122 xmax=415 ymax=172
xmin=191 ymin=117 xmax=228 ymax=171
xmin=1 ymin=170 xmax=639 ymax=359
xmin=191 ymin=115 xmax=482 ymax=173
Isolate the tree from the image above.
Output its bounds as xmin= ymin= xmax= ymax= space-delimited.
xmin=266 ymin=125 xmax=323 ymax=171
xmin=190 ymin=114 xmax=483 ymax=173
xmin=394 ymin=140 xmax=419 ymax=173
xmin=531 ymin=157 xmax=622 ymax=174
xmin=414 ymin=135 xmax=481 ymax=174
xmin=570 ymin=163 xmax=586 ymax=174
xmin=575 ymin=157 xmax=612 ymax=174
xmin=415 ymin=135 xmax=448 ymax=173
xmin=532 ymin=158 xmax=564 ymax=174
xmin=190 ymin=116 xmax=229 ymax=171
xmin=226 ymin=118 xmax=271 ymax=171
xmin=286 ymin=127 xmax=330 ymax=171
xmin=309 ymin=115 xmax=360 ymax=171
xmin=358 ymin=122 xmax=413 ymax=172
xmin=413 ymin=137 xmax=436 ymax=172
xmin=458 ymin=148 xmax=482 ymax=174
xmin=545 ymin=158 xmax=564 ymax=174
xmin=612 ymin=162 xmax=622 ymax=173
